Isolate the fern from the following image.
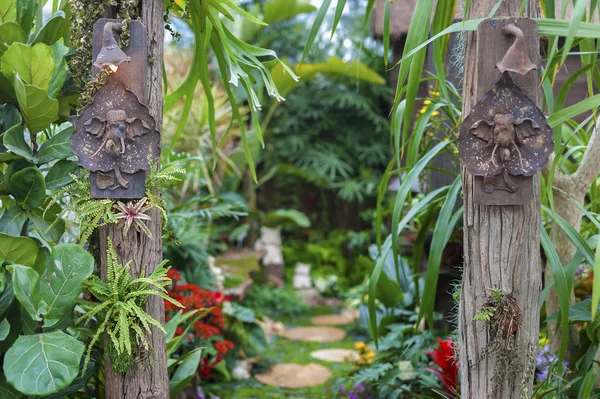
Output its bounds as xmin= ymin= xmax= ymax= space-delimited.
xmin=353 ymin=362 xmax=394 ymax=385
xmin=78 ymin=237 xmax=183 ymax=374
xmin=44 ymin=173 xmax=116 ymax=243
xmin=45 ymin=160 xmax=184 ymax=244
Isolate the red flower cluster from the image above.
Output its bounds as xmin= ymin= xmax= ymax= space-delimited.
xmin=426 ymin=337 xmax=459 ymax=398
xmin=165 ymin=269 xmax=236 ymax=380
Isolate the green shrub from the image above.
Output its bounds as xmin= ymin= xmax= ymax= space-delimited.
xmin=241 ymin=284 xmax=308 ymax=319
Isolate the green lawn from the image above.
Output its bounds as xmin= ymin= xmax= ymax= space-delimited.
xmin=208 ymin=307 xmax=368 ymax=399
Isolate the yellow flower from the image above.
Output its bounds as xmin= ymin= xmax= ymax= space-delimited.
xmin=419 ymin=107 xmax=427 ymax=114
xmin=431 ymin=111 xmax=439 ymax=116
xmin=423 ymin=99 xmax=432 ymax=105
xmin=354 ymin=342 xmax=366 ymax=350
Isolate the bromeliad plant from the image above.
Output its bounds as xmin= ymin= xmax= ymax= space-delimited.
xmin=114 ymin=197 xmax=153 ymax=238
xmin=79 ymin=238 xmax=183 ymax=374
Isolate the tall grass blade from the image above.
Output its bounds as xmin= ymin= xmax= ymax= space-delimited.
xmin=418 ymin=177 xmax=462 ymax=328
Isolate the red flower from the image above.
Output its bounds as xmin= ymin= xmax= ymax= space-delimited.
xmin=214 ymin=291 xmax=225 ymax=304
xmin=167 ymin=269 xmax=182 ymax=282
xmin=426 ymin=337 xmax=459 ymax=398
xmin=214 ymin=340 xmax=234 ymax=354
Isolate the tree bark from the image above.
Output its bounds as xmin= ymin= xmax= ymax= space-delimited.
xmin=458 ymin=2 xmax=542 ymax=398
xmin=100 ymin=1 xmax=169 ymax=397
xmin=544 ymin=118 xmax=600 ymax=367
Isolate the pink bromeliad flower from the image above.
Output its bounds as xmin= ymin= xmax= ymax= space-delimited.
xmin=114 ymin=197 xmax=153 ymax=238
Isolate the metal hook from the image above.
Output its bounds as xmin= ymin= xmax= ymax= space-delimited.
xmin=495 ymin=24 xmax=537 ymax=75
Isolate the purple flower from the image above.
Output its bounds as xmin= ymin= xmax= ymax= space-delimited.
xmin=535 ymin=346 xmax=568 ymax=382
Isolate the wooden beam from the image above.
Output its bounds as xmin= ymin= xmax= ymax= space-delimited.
xmin=100 ymin=1 xmax=169 ymax=397
xmin=458 ymin=2 xmax=542 ymax=397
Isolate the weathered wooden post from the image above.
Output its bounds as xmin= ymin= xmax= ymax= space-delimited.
xmin=72 ymin=1 xmax=168 ymax=397
xmin=458 ymin=2 xmax=547 ymax=398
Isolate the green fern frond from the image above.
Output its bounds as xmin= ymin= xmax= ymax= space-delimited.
xmin=78 ymin=239 xmax=184 ymax=375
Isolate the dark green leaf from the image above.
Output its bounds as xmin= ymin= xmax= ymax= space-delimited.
xmin=7 ymin=264 xmax=45 ymax=320
xmin=9 ymin=166 xmax=45 ymax=210
xmin=0 ymin=372 xmax=21 ymax=399
xmin=28 ymin=208 xmax=65 ymax=243
xmin=4 ymin=330 xmax=84 ymax=396
xmin=16 ymin=0 xmax=34 ymax=34
xmin=0 ymin=233 xmax=38 ymax=266
xmin=0 ymin=318 xmax=9 ymax=340
xmin=0 ymin=206 xmax=26 ymax=236
xmin=47 ymin=40 xmax=68 ymax=98
xmin=45 ymin=160 xmax=79 ymax=189
xmin=0 ymin=277 xmax=14 ymax=319
xmin=40 ymin=244 xmax=94 ymax=328
xmin=29 ymin=11 xmax=65 ymax=45
xmin=170 ymin=348 xmax=202 ymax=397
xmin=2 ymin=124 xmax=35 ymax=162
xmin=38 ymin=123 xmax=73 ymax=161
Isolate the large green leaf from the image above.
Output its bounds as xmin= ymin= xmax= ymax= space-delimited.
xmin=2 ymin=124 xmax=35 ymax=162
xmin=0 ymin=0 xmax=16 ymax=23
xmin=0 ymin=233 xmax=38 ymax=266
xmin=47 ymin=40 xmax=68 ymax=99
xmin=28 ymin=208 xmax=64 ymax=243
xmin=40 ymin=244 xmax=94 ymax=328
xmin=38 ymin=123 xmax=73 ymax=162
xmin=0 ymin=206 xmax=26 ymax=236
xmin=13 ymin=73 xmax=58 ymax=133
xmin=2 ymin=42 xmax=55 ymax=90
xmin=0 ymin=22 xmax=25 ymax=55
xmin=9 ymin=166 xmax=45 ymax=210
xmin=169 ymin=348 xmax=203 ymax=397
xmin=3 ymin=330 xmax=84 ymax=396
xmin=16 ymin=0 xmax=34 ymax=34
xmin=29 ymin=11 xmax=65 ymax=45
xmin=7 ymin=264 xmax=45 ymax=321
xmin=45 ymin=160 xmax=78 ymax=189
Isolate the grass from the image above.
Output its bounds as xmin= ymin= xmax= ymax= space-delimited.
xmin=208 ymin=306 xmax=368 ymax=399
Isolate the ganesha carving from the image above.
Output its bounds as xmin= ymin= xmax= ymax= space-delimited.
xmin=72 ymin=79 xmax=160 ymax=198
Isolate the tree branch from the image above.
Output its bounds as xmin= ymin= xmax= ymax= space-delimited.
xmin=572 ymin=117 xmax=600 ymax=195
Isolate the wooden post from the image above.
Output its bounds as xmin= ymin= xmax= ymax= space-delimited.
xmin=99 ymin=1 xmax=168 ymax=397
xmin=458 ymin=2 xmax=542 ymax=398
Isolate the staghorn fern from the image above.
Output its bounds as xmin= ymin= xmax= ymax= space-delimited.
xmin=78 ymin=237 xmax=183 ymax=374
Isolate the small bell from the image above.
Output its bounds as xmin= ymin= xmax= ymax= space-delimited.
xmin=93 ymin=22 xmax=131 ymax=70
xmin=495 ymin=24 xmax=537 ymax=75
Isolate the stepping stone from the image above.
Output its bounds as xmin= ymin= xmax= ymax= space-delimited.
xmin=280 ymin=326 xmax=346 ymax=342
xmin=310 ymin=348 xmax=359 ymax=363
xmin=311 ymin=314 xmax=353 ymax=326
xmin=255 ymin=363 xmax=332 ymax=388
